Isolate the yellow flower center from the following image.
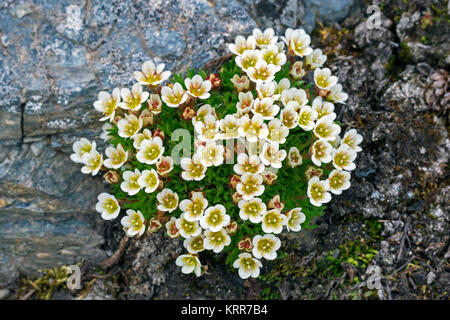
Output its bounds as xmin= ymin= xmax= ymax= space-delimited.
xmin=163 ymin=194 xmax=177 ymax=209
xmin=103 ymin=198 xmax=118 ymax=215
xmin=130 ymin=214 xmax=143 ymax=231
xmin=206 ymin=209 xmax=223 ymax=227
xmin=181 ymin=219 xmax=197 ymax=235
xmin=190 ymin=237 xmax=204 ymax=251
xmin=335 ymin=152 xmax=349 ymax=166
xmin=310 ymin=184 xmax=326 ymax=201
xmin=208 ymin=231 xmax=226 ymax=246
xmin=263 ymin=211 xmax=282 ymax=228
xmin=316 ymin=75 xmax=329 ymax=88
xmin=298 ymin=112 xmax=311 ymax=126
xmin=129 ymin=175 xmax=140 ymax=189
xmin=240 ymin=257 xmax=257 ymax=271
xmin=182 ymin=256 xmax=197 ymax=267
xmin=145 ymin=144 xmax=161 ymax=161
xmin=144 ymin=172 xmax=158 ymax=188
xmin=127 ymin=95 xmax=142 ymax=110
xmin=330 ymin=174 xmax=345 ymax=189
xmin=190 ymin=163 xmax=205 ymax=178
xmin=257 ymin=239 xmax=275 ymax=253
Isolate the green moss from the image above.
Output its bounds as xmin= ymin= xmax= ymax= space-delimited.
xmin=17 ymin=265 xmax=76 ymax=300
xmin=257 ymin=216 xmax=383 ymax=299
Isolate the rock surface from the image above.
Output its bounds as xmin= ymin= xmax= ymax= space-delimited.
xmin=0 ymin=0 xmax=449 ymax=300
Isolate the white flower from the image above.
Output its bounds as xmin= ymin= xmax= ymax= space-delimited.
xmin=230 ymin=74 xmax=250 ymax=92
xmin=235 ymin=49 xmax=262 ymax=72
xmin=204 ymin=228 xmax=231 ymax=253
xmin=233 ymin=153 xmax=264 ymax=175
xmin=259 ymin=142 xmax=287 ymax=169
xmin=297 ymin=105 xmax=318 ymax=131
xmin=279 ymin=105 xmax=299 ymax=129
xmin=197 ymin=141 xmax=224 ymax=167
xmin=175 ymin=254 xmax=202 ymax=277
xmin=236 ymin=173 xmax=265 ymax=200
xmin=312 ymin=96 xmax=336 ymax=120
xmin=95 ymin=193 xmax=120 ymax=220
xmin=147 ymin=94 xmax=163 ymax=114
xmin=100 ymin=123 xmax=113 ymax=141
xmin=251 ymin=97 xmax=279 ymax=120
xmin=70 ymin=138 xmax=96 ymax=163
xmin=252 ymin=234 xmax=281 ymax=260
xmin=285 ymin=208 xmax=306 ymax=232
xmin=229 ymin=35 xmax=256 ymax=56
xmin=183 ymin=235 xmax=205 ymax=254
xmin=180 ymin=191 xmax=208 ymax=221
xmin=261 ymin=209 xmax=287 ymax=234
xmin=341 ymin=129 xmax=363 ymax=152
xmin=104 ymin=143 xmax=128 ymax=169
xmin=120 ymin=169 xmax=141 ymax=196
xmin=81 ymin=150 xmax=103 ymax=176
xmin=261 ymin=44 xmax=286 ymax=71
xmin=307 ymin=176 xmax=331 ymax=207
xmin=236 ymin=91 xmax=254 ymax=114
xmin=185 ymin=75 xmax=212 ymax=99
xmin=253 ymin=28 xmax=278 ymax=48
xmin=305 ymin=48 xmax=327 ymax=69
xmin=289 ymin=61 xmax=306 ymax=80
xmin=256 ymin=81 xmax=276 ymax=99
xmin=156 ymin=156 xmax=174 ymax=177
xmin=192 ymin=104 xmax=216 ymax=124
xmin=121 ymin=209 xmax=145 ymax=237
xmin=181 ymin=153 xmax=208 ymax=181
xmin=327 ymin=84 xmax=348 ymax=104
xmin=282 ymin=28 xmax=313 ymax=57
xmin=266 ymin=118 xmax=289 ymax=144
xmin=157 ymin=188 xmax=179 ymax=212
xmin=93 ymin=88 xmax=120 ymax=121
xmin=233 ymin=253 xmax=262 ymax=279
xmin=136 ymin=137 xmax=164 ymax=165
xmin=219 ymin=114 xmax=240 ymax=139
xmin=281 ymin=88 xmax=308 ymax=109
xmin=238 ymin=198 xmax=266 ymax=223
xmin=313 ymin=115 xmax=341 ymax=141
xmin=237 ymin=114 xmax=268 ymax=142
xmin=287 ymin=147 xmax=302 ymax=168
xmin=274 ymin=78 xmax=290 ymax=97
xmin=165 ymin=217 xmax=180 ymax=238
xmin=133 ymin=59 xmax=171 ymax=86
xmin=117 ymin=114 xmax=143 ymax=139
xmin=194 ymin=114 xmax=220 ymax=141
xmin=161 ymin=83 xmax=188 ymax=108
xmin=328 ymin=169 xmax=351 ymax=195
xmin=132 ymin=128 xmax=152 ymax=149
xmin=332 ymin=144 xmax=357 ymax=171
xmin=314 ymin=68 xmax=338 ymax=90
xmin=246 ymin=60 xmax=277 ymax=84
xmin=176 ymin=213 xmax=202 ymax=239
xmin=200 ymin=204 xmax=230 ymax=232
xmin=137 ymin=169 xmax=159 ymax=193
xmin=118 ymin=83 xmax=149 ymax=111
xmin=311 ymin=140 xmax=333 ymax=166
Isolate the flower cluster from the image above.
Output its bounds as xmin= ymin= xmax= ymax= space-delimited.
xmin=71 ymin=28 xmax=362 ymax=280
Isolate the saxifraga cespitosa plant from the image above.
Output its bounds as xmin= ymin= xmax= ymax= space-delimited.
xmin=70 ymin=27 xmax=362 ymax=279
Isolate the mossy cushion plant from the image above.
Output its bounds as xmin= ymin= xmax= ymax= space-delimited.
xmin=70 ymin=27 xmax=363 ymax=280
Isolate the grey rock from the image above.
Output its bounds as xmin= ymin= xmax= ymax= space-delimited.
xmin=238 ymin=0 xmax=355 ymax=33
xmin=0 ymin=289 xmax=10 ymax=300
xmin=0 ymin=141 xmax=106 ymax=284
xmin=0 ymin=0 xmax=259 ymax=287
